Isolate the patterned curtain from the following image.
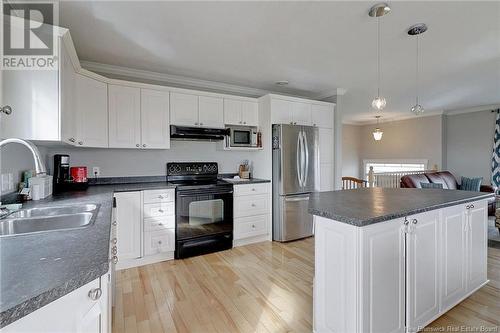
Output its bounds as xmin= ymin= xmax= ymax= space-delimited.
xmin=492 ymin=109 xmax=500 ymax=188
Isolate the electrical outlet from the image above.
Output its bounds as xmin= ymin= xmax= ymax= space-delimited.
xmin=92 ymin=167 xmax=101 ymax=177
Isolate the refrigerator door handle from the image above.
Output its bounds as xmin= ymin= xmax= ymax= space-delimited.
xmin=302 ymin=130 xmax=309 ymax=187
xmin=296 ymin=131 xmax=303 ymax=187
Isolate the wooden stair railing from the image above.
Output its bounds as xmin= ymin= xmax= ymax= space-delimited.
xmin=342 ymin=177 xmax=368 ymax=190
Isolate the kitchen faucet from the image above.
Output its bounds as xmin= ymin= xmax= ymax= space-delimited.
xmin=0 ymin=138 xmax=47 ymax=175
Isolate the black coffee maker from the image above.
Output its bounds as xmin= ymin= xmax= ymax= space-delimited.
xmin=53 ymin=154 xmax=70 ymax=193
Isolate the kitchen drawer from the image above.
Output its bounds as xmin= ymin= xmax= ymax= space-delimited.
xmin=234 ymin=183 xmax=270 ymax=197
xmin=144 ymin=229 xmax=175 ymax=255
xmin=143 ymin=189 xmax=175 ymax=204
xmin=234 ymin=194 xmax=270 ymax=218
xmin=234 ymin=215 xmax=268 ymax=240
xmin=143 ymin=202 xmax=174 ymax=219
xmin=144 ymin=216 xmax=175 ymax=232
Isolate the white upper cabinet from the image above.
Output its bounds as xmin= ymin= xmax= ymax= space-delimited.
xmin=224 ymin=99 xmax=258 ymax=127
xmin=312 ymin=104 xmax=334 ymax=128
xmin=140 ymin=89 xmax=170 ymax=149
xmin=108 ymin=84 xmax=141 ymax=148
xmin=292 ymin=102 xmax=312 ymax=125
xmin=60 ymin=42 xmax=77 ymax=145
xmin=242 ymin=101 xmax=259 ymax=126
xmin=199 ymin=96 xmax=224 ymax=128
xmin=270 ymin=98 xmax=313 ymax=125
xmin=73 ymin=74 xmax=108 ymax=147
xmin=170 ymin=92 xmax=199 ymax=127
xmin=171 ymin=93 xmax=225 ymax=129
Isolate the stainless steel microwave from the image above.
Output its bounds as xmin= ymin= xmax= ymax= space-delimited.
xmin=227 ymin=126 xmax=258 ymax=147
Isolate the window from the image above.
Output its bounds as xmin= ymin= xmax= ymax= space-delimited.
xmin=364 ymin=159 xmax=428 ymax=177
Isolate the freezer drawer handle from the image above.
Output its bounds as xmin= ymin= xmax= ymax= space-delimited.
xmin=285 ymin=196 xmax=309 ymax=202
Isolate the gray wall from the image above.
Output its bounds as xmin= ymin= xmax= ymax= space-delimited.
xmin=342 ymin=124 xmax=362 ymax=178
xmin=45 ymin=140 xmax=262 ymax=178
xmin=0 ymin=144 xmax=48 ymax=194
xmin=445 ymin=110 xmax=495 ymax=184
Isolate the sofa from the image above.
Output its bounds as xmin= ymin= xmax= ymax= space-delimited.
xmin=401 ymin=171 xmax=496 ymax=216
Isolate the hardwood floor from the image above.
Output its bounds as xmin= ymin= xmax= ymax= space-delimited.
xmin=113 ymin=239 xmax=500 ymax=333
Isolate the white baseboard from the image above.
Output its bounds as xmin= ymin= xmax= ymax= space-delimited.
xmin=233 ymin=234 xmax=271 ymax=247
xmin=116 ymin=251 xmax=174 ymax=270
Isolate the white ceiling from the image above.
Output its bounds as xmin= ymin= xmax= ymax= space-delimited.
xmin=59 ymin=1 xmax=500 ymax=123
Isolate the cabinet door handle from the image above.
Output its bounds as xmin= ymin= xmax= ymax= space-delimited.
xmin=158 ymin=209 xmax=164 ymax=213
xmin=136 ymin=144 xmax=140 ymax=147
xmin=142 ymin=144 xmax=146 ymax=148
xmin=68 ymin=137 xmax=76 ymax=143
xmin=78 ymin=141 xmax=83 ymax=145
xmin=88 ymin=288 xmax=102 ymax=301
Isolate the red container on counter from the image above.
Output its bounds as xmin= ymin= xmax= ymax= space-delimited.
xmin=70 ymin=166 xmax=87 ymax=183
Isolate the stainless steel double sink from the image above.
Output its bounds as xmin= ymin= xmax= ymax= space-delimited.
xmin=0 ymin=204 xmax=99 ymax=237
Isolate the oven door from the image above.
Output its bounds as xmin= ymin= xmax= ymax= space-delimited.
xmin=176 ymin=187 xmax=233 ymax=241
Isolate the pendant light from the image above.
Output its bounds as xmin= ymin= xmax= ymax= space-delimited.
xmin=373 ymin=116 xmax=383 ymax=141
xmin=408 ymin=23 xmax=428 ymax=115
xmin=369 ymin=3 xmax=391 ymax=111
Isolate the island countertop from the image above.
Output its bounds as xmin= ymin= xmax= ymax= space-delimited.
xmin=308 ymin=187 xmax=494 ymax=227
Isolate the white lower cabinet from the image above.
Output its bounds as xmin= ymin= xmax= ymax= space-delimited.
xmin=2 ymin=274 xmax=110 ymax=333
xmin=314 ymin=199 xmax=489 ymax=333
xmin=115 ymin=189 xmax=175 ymax=270
xmin=233 ymin=183 xmax=271 ymax=246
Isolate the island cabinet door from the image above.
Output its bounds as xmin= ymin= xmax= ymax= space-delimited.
xmin=440 ymin=204 xmax=467 ymax=312
xmin=466 ymin=200 xmax=488 ymax=293
xmin=359 ymin=219 xmax=406 ymax=333
xmin=406 ymin=210 xmax=440 ymax=332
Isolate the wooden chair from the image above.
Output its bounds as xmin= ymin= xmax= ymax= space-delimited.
xmin=342 ymin=177 xmax=368 ymax=190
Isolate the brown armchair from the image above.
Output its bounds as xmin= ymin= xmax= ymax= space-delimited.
xmin=401 ymin=171 xmax=496 ymax=216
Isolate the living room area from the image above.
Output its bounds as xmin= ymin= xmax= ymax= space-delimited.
xmin=341 ymin=107 xmax=500 ymax=247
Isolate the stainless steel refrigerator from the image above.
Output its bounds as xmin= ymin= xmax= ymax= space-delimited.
xmin=272 ymin=124 xmax=319 ymax=242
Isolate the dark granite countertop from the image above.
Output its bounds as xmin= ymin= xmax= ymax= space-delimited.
xmin=219 ymin=177 xmax=271 ymax=185
xmin=0 ymin=181 xmax=176 ymax=328
xmin=308 ymin=188 xmax=494 ymax=227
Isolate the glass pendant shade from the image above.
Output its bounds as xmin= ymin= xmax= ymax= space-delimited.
xmin=373 ymin=127 xmax=383 ymax=141
xmin=372 ymin=96 xmax=387 ymax=111
xmin=411 ymin=103 xmax=424 ymax=115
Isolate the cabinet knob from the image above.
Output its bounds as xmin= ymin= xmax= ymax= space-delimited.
xmin=112 ymin=238 xmax=117 ymax=244
xmin=88 ymin=288 xmax=102 ymax=301
xmin=200 ymin=122 xmax=204 ymax=126
xmin=158 ymin=195 xmax=164 ymax=199
xmin=78 ymin=141 xmax=83 ymax=145
xmin=251 ymin=188 xmax=256 ymax=191
xmin=195 ymin=122 xmax=199 ymax=125
xmin=68 ymin=137 xmax=76 ymax=143
xmin=239 ymin=121 xmax=242 ymax=124
xmin=158 ymin=240 xmax=162 ymax=245
xmin=0 ymin=105 xmax=12 ymax=115
xmin=251 ymin=203 xmax=256 ymax=207
xmin=412 ymin=219 xmax=418 ymax=224
xmin=111 ymin=256 xmax=118 ymax=264
xmin=470 ymin=204 xmax=475 ymax=209
xmin=159 ymin=222 xmax=163 ymax=226
xmin=142 ymin=144 xmax=146 ymax=148
xmin=313 ymin=124 xmax=317 ymax=127
xmin=112 ymin=221 xmax=117 ymax=226
xmin=112 ymin=247 xmax=117 ymax=255
xmin=252 ymin=224 xmax=256 ymax=229
xmin=290 ymin=122 xmax=293 ymax=125
xmin=136 ymin=144 xmax=140 ymax=147
xmin=243 ymin=121 xmax=247 ymax=124
xmin=158 ymin=209 xmax=164 ymax=213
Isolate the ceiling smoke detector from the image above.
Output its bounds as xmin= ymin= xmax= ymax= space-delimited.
xmin=275 ymin=80 xmax=289 ymax=86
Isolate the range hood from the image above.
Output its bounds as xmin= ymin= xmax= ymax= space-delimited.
xmin=170 ymin=125 xmax=229 ymax=141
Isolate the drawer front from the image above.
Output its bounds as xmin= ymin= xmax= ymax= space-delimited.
xmin=143 ymin=189 xmax=175 ymax=204
xmin=234 ymin=194 xmax=270 ymax=218
xmin=143 ymin=202 xmax=174 ymax=219
xmin=144 ymin=230 xmax=175 ymax=255
xmin=234 ymin=183 xmax=270 ymax=197
xmin=144 ymin=216 xmax=175 ymax=232
xmin=234 ymin=215 xmax=268 ymax=240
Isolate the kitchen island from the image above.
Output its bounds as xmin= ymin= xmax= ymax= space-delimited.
xmin=309 ymin=188 xmax=494 ymax=333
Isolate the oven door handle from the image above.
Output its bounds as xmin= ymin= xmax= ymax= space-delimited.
xmin=177 ymin=190 xmax=233 ymax=197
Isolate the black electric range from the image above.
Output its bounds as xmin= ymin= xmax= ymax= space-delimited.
xmin=167 ymin=162 xmax=233 ymax=259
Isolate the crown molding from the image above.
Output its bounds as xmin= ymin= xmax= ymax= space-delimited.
xmin=314 ymin=87 xmax=347 ymax=101
xmin=80 ymin=61 xmax=275 ymax=98
xmin=344 ymin=110 xmax=444 ymax=126
xmin=444 ymin=104 xmax=500 ymax=116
